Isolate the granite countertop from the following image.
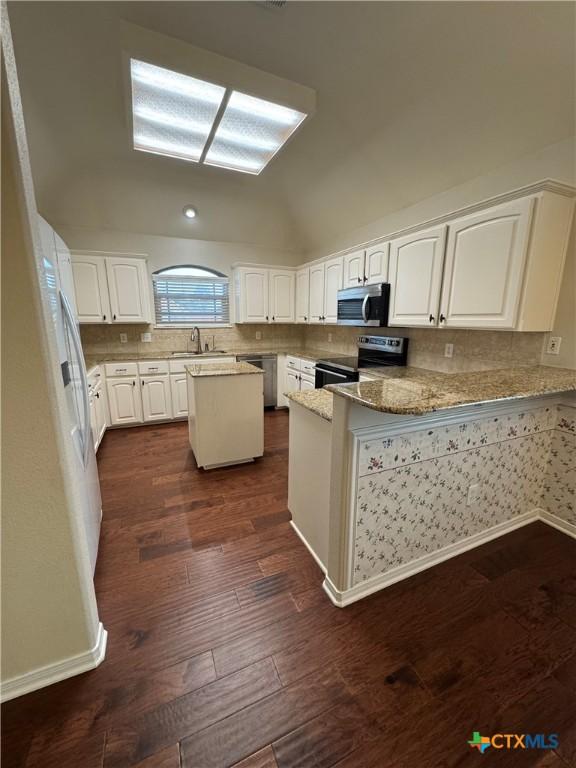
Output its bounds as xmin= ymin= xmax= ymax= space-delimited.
xmin=326 ymin=365 xmax=576 ymax=415
xmin=285 ymin=389 xmax=334 ymax=422
xmin=185 ymin=361 xmax=264 ymax=377
xmin=84 ymin=347 xmax=333 ymax=370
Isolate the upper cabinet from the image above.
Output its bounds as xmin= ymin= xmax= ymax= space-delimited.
xmin=295 ymin=268 xmax=310 ymax=323
xmin=308 ymin=263 xmax=325 ymax=323
xmin=343 ymin=244 xmax=389 ymax=288
xmin=71 ymin=253 xmax=151 ymax=324
xmin=389 ymin=226 xmax=447 ymax=327
xmin=71 ymin=255 xmax=111 ymax=323
xmin=234 ymin=266 xmax=295 ymax=323
xmin=323 ymin=256 xmax=344 ymax=323
xmin=269 ymin=269 xmax=296 ymax=323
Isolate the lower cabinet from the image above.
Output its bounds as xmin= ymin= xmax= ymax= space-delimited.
xmin=300 ymin=375 xmax=315 ymax=391
xmin=285 ymin=370 xmax=301 ymax=393
xmin=170 ymin=374 xmax=189 ymax=418
xmin=106 ymin=377 xmax=143 ymax=425
xmin=141 ymin=376 xmax=172 ymax=422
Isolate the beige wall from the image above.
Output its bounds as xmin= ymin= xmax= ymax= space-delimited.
xmin=541 ymin=218 xmax=576 ymax=370
xmin=2 ymin=45 xmax=99 ymax=688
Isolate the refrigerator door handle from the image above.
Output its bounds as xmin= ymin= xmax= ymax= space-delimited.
xmin=60 ymin=290 xmax=91 ymax=469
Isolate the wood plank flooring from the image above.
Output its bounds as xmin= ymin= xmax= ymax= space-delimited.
xmin=2 ymin=410 xmax=576 ymax=767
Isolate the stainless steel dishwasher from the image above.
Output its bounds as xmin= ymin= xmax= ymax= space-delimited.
xmin=236 ymin=354 xmax=277 ymax=408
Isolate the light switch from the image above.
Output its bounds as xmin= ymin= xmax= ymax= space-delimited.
xmin=546 ymin=336 xmax=561 ymax=355
xmin=255 ymin=331 xmax=262 ymax=340
xmin=467 ymin=483 xmax=480 ymax=506
xmin=141 ymin=332 xmax=152 ymax=343
xmin=119 ymin=333 xmax=128 ymax=343
xmin=444 ymin=343 xmax=454 ymax=358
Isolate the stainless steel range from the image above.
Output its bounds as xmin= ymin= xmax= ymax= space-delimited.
xmin=315 ymin=335 xmax=409 ymax=388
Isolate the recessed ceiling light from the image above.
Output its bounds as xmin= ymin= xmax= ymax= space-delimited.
xmin=183 ymin=206 xmax=197 ymax=219
xmin=129 ymin=58 xmax=308 ymax=174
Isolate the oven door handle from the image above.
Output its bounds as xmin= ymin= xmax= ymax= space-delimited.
xmin=361 ymin=294 xmax=370 ymax=323
xmin=315 ymin=366 xmax=350 ymax=380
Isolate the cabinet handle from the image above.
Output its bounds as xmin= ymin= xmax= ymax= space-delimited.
xmin=304 ymin=315 xmax=307 ymax=321
xmin=103 ymin=314 xmax=106 ymax=321
xmin=272 ymin=316 xmax=275 ymax=321
xmin=96 ymin=392 xmax=100 ymax=399
xmin=141 ymin=380 xmax=144 ymax=386
xmin=429 ymin=314 xmax=435 ymax=323
xmin=266 ymin=315 xmax=269 ymax=321
xmin=113 ymin=314 xmax=117 ymax=321
xmin=132 ymin=380 xmax=136 ymax=387
xmin=357 ymin=277 xmax=362 ymax=284
xmin=440 ymin=314 xmax=446 ymax=323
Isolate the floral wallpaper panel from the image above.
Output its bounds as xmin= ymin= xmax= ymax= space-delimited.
xmin=541 ymin=404 xmax=575 ymax=526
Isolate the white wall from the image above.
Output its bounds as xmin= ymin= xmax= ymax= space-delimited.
xmin=54 ymin=225 xmax=302 ymax=278
xmin=303 ymin=137 xmax=575 ymax=261
xmin=2 ymin=43 xmax=101 ymax=694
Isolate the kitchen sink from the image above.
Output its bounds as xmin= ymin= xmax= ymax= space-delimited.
xmin=170 ymin=350 xmax=229 ymax=357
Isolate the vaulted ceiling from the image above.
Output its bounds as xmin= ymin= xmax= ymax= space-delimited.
xmin=8 ymin=1 xmax=575 ymax=252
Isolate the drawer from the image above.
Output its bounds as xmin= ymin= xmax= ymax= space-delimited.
xmin=104 ymin=362 xmax=138 ymax=377
xmin=169 ymin=356 xmax=235 ymax=373
xmin=138 ymin=360 xmax=169 ymax=375
xmin=300 ymin=372 xmax=315 ymax=384
xmin=286 ymin=355 xmax=302 ymax=372
xmin=301 ymin=359 xmax=316 ymax=376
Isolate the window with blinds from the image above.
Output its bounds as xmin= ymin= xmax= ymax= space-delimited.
xmin=152 ymin=266 xmax=230 ymax=326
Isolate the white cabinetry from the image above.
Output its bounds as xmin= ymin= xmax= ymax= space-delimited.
xmin=141 ymin=377 xmax=172 ymax=422
xmin=71 ymin=253 xmax=151 ymax=324
xmin=323 ymin=256 xmax=343 ymax=324
xmin=106 ymin=257 xmax=151 ymax=323
xmin=281 ymin=355 xmax=316 ymax=397
xmin=308 ymin=263 xmax=325 ymax=323
xmin=106 ymin=377 xmax=142 ymax=425
xmin=234 ymin=266 xmax=295 ymax=323
xmin=343 ymin=244 xmax=388 ymax=287
xmin=295 ymin=268 xmax=310 ymax=323
xmin=388 ymin=225 xmax=447 ymax=327
xmin=269 ymin=270 xmax=295 ymax=323
xmin=170 ymin=375 xmax=189 ymax=418
xmin=72 ymin=256 xmax=111 ymax=323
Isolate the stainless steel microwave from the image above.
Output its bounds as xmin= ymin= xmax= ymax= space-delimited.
xmin=336 ymin=283 xmax=391 ymax=326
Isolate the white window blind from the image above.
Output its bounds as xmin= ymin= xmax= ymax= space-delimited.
xmin=153 ymin=272 xmax=230 ymax=326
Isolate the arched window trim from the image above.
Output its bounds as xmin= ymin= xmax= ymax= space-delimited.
xmin=152 ymin=264 xmax=230 ymax=327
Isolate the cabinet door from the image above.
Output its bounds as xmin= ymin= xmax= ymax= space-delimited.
xmin=440 ymin=198 xmax=534 ymax=329
xmin=141 ymin=377 xmax=172 ymax=422
xmin=170 ymin=375 xmax=188 ymax=418
xmin=241 ymin=268 xmax=269 ymax=323
xmin=295 ymin=268 xmax=310 ymax=323
xmin=300 ymin=376 xmax=316 ymax=391
xmin=365 ymin=242 xmax=389 ymax=285
xmin=308 ymin=264 xmax=325 ymax=323
xmin=106 ymin=378 xmax=143 ymax=425
xmin=269 ymin=270 xmax=295 ymax=323
xmin=71 ymin=255 xmax=111 ymax=323
xmin=94 ymin=386 xmax=107 ymax=449
xmin=323 ymin=256 xmax=344 ymax=324
xmin=285 ymin=371 xmax=301 ymax=394
xmin=388 ymin=225 xmax=447 ymax=326
xmin=106 ymin=258 xmax=151 ymax=323
xmin=343 ymin=250 xmax=365 ymax=287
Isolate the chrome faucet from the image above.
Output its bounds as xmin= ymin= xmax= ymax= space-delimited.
xmin=189 ymin=327 xmax=202 ymax=354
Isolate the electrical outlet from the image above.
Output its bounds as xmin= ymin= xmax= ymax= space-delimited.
xmin=255 ymin=331 xmax=262 ymax=341
xmin=546 ymin=336 xmax=561 ymax=355
xmin=328 ymin=333 xmax=333 ymax=343
xmin=119 ymin=333 xmax=128 ymax=344
xmin=444 ymin=343 xmax=454 ymax=358
xmin=140 ymin=332 xmax=152 ymax=343
xmin=467 ymin=483 xmax=480 ymax=506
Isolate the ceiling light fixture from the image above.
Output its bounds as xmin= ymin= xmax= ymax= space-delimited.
xmin=129 ymin=58 xmax=309 ymax=174
xmin=182 ymin=206 xmax=197 ymax=219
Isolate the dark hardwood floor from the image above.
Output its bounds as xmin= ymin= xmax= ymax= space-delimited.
xmin=3 ymin=410 xmax=576 ymax=768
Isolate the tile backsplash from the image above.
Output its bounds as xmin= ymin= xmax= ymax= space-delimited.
xmin=303 ymin=326 xmax=546 ymax=372
xmin=81 ymin=322 xmax=546 ymax=371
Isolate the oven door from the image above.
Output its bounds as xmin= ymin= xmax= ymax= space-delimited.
xmin=337 ymin=284 xmax=390 ymax=326
xmin=315 ymin=365 xmax=359 ymax=388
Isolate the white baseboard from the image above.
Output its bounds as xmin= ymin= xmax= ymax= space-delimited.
xmin=322 ymin=509 xmax=574 ymax=608
xmin=290 ymin=520 xmax=327 ymax=574
xmin=1 ymin=622 xmax=107 ymax=702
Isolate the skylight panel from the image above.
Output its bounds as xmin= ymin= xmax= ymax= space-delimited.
xmin=204 ymin=91 xmax=306 ymax=174
xmin=130 ymin=59 xmax=226 ymax=163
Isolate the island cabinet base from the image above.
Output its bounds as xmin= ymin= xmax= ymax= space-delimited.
xmin=323 ymin=393 xmax=576 ymax=607
xmin=187 ymin=373 xmax=264 ymax=470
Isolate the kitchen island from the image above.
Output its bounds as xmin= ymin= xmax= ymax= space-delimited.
xmin=286 ymin=365 xmax=576 ymax=606
xmin=187 ymin=361 xmax=264 ymax=470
